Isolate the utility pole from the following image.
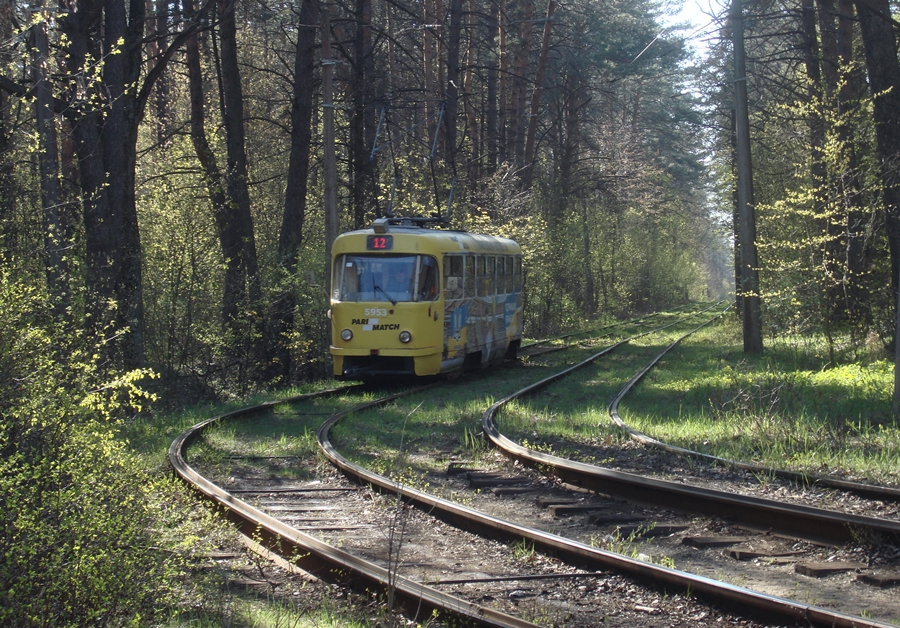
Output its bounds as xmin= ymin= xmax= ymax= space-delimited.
xmin=731 ymin=0 xmax=763 ymax=354
xmin=894 ymin=259 xmax=900 ymax=416
xmin=322 ymin=3 xmax=338 ymax=298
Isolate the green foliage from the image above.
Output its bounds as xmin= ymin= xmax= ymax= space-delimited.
xmin=0 ymin=272 xmax=220 ymax=626
xmin=138 ymin=125 xmax=331 ymax=397
xmin=511 ymin=538 xmax=537 ymax=563
xmin=752 ymin=81 xmax=886 ymax=347
xmin=140 ymin=134 xmax=224 ymax=375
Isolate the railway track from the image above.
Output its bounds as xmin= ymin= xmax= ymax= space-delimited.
xmin=484 ymin=306 xmax=900 ymax=546
xmin=604 ymin=330 xmax=900 ymax=502
xmin=170 ymin=385 xmax=542 ymax=627
xmin=518 ymin=305 xmax=703 ymax=358
xmin=170 ymin=307 xmax=899 ymax=627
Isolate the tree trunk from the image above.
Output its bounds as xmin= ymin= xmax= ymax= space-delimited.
xmin=59 ymin=0 xmax=145 ymax=369
xmin=0 ymin=0 xmax=15 ymax=259
xmin=151 ymin=0 xmax=172 ymax=144
xmin=445 ymin=0 xmax=463 ymax=174
xmin=510 ymin=0 xmax=533 ymax=168
xmin=5 ymin=0 xmax=207 ymax=371
xmin=269 ymin=0 xmax=317 ymax=382
xmin=323 ymin=4 xmax=339 ymax=297
xmin=185 ymin=0 xmax=243 ymax=331
xmin=522 ymin=0 xmax=556 ymax=188
xmin=31 ymin=8 xmax=70 ymax=321
xmin=731 ymin=107 xmax=741 ymax=315
xmin=815 ymin=0 xmax=867 ymax=324
xmin=424 ymin=0 xmax=436 ymax=141
xmin=497 ymin=0 xmax=509 ymax=162
xmin=217 ymin=0 xmax=260 ymax=304
xmin=486 ymin=0 xmax=499 ymax=174
xmin=350 ymin=0 xmax=375 ymax=227
xmin=815 ymin=0 xmax=842 ymax=310
xmin=855 ymin=0 xmax=900 ymax=412
xmin=462 ymin=0 xmax=480 ymax=195
xmin=799 ymin=0 xmax=826 ymax=261
xmin=732 ymin=0 xmax=763 ymax=353
xmin=837 ymin=0 xmax=868 ymax=323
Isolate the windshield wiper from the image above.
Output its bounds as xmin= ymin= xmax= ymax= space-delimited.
xmin=373 ymin=284 xmax=397 ymax=306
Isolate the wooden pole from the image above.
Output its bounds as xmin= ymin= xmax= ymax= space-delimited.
xmin=731 ymin=0 xmax=763 ymax=354
xmin=322 ymin=3 xmax=338 ymax=298
xmin=894 ymin=257 xmax=900 ymax=416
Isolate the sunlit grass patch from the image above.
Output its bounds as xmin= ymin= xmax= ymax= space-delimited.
xmin=494 ymin=313 xmax=900 ymax=486
xmin=162 ymin=594 xmax=376 ymax=627
xmin=619 ymin=319 xmax=900 ymax=485
xmin=334 ymin=393 xmax=495 ymax=475
xmin=499 ymin=399 xmax=624 ymax=447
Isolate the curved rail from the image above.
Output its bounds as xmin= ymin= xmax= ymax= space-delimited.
xmin=316 ymin=328 xmax=893 ymax=627
xmin=466 ymin=305 xmax=897 ymax=627
xmin=605 ymin=318 xmax=900 ymax=501
xmin=171 ymin=307 xmax=894 ymax=627
xmin=519 ymin=303 xmax=706 ymax=350
xmin=519 ymin=307 xmax=671 ymax=349
xmin=168 ymin=385 xmax=540 ymax=628
xmin=481 ymin=305 xmax=900 ymax=547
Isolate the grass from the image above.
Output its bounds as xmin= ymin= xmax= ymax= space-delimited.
xmin=618 ymin=319 xmax=900 ymax=485
xmin=590 ymin=525 xmax=677 ymax=569
xmin=324 ymin=310 xmax=670 ymax=469
xmin=501 ymin=312 xmax=900 ymax=486
xmin=160 ymin=595 xmax=375 ymax=628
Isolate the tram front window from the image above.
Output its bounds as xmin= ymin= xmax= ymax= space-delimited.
xmin=335 ymin=254 xmax=437 ymax=302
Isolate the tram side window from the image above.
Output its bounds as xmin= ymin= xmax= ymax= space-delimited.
xmin=496 ymin=257 xmax=506 ymax=295
xmin=332 ymin=255 xmax=346 ymax=301
xmin=474 ymin=256 xmax=484 ymax=296
xmin=490 ymin=256 xmax=497 ymax=295
xmin=515 ymin=257 xmax=523 ymax=291
xmin=417 ymin=255 xmax=439 ymax=301
xmin=443 ymin=255 xmax=464 ymax=300
xmin=465 ymin=256 xmax=475 ymax=297
xmin=485 ymin=256 xmax=496 ymax=296
xmin=505 ymin=256 xmax=514 ymax=293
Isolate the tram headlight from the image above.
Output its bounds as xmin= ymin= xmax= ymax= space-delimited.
xmin=341 ymin=329 xmax=353 ymax=341
xmin=399 ymin=330 xmax=412 ymax=343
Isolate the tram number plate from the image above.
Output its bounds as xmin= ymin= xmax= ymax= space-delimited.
xmin=366 ymin=235 xmax=393 ymax=250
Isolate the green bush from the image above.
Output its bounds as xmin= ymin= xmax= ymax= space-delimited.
xmin=0 ymin=273 xmax=207 ymax=627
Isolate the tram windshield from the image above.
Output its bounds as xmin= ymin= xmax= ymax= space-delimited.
xmin=333 ymin=254 xmax=438 ymax=303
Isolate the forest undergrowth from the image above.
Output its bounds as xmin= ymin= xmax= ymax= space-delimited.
xmin=7 ymin=291 xmax=896 ymax=628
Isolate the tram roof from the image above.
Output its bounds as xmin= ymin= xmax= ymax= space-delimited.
xmin=334 ymin=219 xmax=521 ymax=255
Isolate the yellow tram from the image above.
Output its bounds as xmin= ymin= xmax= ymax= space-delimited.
xmin=329 ymin=217 xmax=524 ymax=379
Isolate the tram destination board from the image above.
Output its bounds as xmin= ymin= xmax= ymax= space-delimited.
xmin=366 ymin=235 xmax=393 ymax=250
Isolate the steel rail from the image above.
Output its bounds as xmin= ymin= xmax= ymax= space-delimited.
xmin=316 ymin=335 xmax=893 ymax=627
xmin=519 ymin=302 xmax=712 ymax=350
xmin=519 ymin=310 xmax=676 ymax=359
xmin=169 ymin=306 xmax=893 ymax=627
xmin=606 ymin=312 xmax=900 ymax=502
xmin=481 ymin=304 xmax=900 ymax=547
xmin=518 ymin=308 xmax=670 ymax=349
xmin=168 ymin=385 xmax=540 ymax=628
